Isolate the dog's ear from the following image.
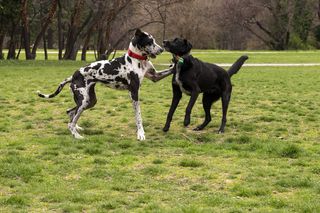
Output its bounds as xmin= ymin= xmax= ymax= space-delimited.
xmin=135 ymin=28 xmax=143 ymax=37
xmin=184 ymin=39 xmax=193 ymax=52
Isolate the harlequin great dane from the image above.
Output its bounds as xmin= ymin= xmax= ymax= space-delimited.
xmin=37 ymin=29 xmax=172 ymax=140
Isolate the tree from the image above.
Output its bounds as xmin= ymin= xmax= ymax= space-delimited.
xmin=0 ymin=0 xmax=21 ymax=59
xmin=292 ymin=0 xmax=313 ymax=43
xmin=31 ymin=0 xmax=57 ymax=59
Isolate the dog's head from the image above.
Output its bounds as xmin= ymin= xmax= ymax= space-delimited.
xmin=163 ymin=38 xmax=192 ymax=57
xmin=131 ymin=29 xmax=163 ymax=58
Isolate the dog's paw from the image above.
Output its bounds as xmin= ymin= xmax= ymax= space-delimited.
xmin=74 ymin=132 xmax=84 ymax=139
xmin=137 ymin=130 xmax=145 ymax=141
xmin=193 ymin=126 xmax=203 ymax=131
xmin=163 ymin=125 xmax=170 ymax=132
xmin=217 ymin=129 xmax=224 ymax=134
xmin=184 ymin=117 xmax=190 ymax=127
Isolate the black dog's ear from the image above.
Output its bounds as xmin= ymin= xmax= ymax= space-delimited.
xmin=184 ymin=39 xmax=193 ymax=51
xmin=135 ymin=28 xmax=143 ymax=37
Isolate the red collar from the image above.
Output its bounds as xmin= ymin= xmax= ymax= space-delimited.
xmin=127 ymin=49 xmax=147 ymax=60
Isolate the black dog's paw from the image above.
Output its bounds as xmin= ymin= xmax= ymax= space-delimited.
xmin=218 ymin=129 xmax=225 ymax=134
xmin=163 ymin=126 xmax=170 ymax=132
xmin=184 ymin=117 xmax=190 ymax=127
xmin=193 ymin=126 xmax=203 ymax=131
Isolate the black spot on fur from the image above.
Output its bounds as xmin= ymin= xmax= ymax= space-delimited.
xmin=128 ymin=71 xmax=140 ymax=101
xmin=102 ymin=56 xmax=126 ymax=75
xmin=131 ymin=31 xmax=153 ymax=49
xmin=84 ymin=66 xmax=91 ymax=72
xmin=127 ymin=56 xmax=132 ymax=64
xmin=138 ymin=63 xmax=141 ymax=68
xmin=115 ymin=76 xmax=128 ymax=85
xmin=92 ymin=63 xmax=101 ymax=70
xmin=99 ymin=70 xmax=103 ymax=75
xmin=103 ymin=64 xmax=119 ymax=75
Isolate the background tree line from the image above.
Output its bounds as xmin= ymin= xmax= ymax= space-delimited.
xmin=0 ymin=0 xmax=320 ymax=61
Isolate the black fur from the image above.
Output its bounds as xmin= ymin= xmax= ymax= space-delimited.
xmin=163 ymin=38 xmax=248 ymax=133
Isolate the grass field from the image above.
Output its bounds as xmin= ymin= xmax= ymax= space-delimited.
xmin=0 ymin=51 xmax=320 ymax=212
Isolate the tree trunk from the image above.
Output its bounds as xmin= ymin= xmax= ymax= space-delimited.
xmin=21 ymin=0 xmax=33 ymax=59
xmin=47 ymin=27 xmax=54 ymax=49
xmin=318 ymin=0 xmax=320 ymax=20
xmin=57 ymin=0 xmax=63 ymax=60
xmin=0 ymin=34 xmax=4 ymax=59
xmin=81 ymin=31 xmax=92 ymax=61
xmin=31 ymin=0 xmax=57 ymax=59
xmin=43 ymin=31 xmax=48 ymax=60
xmin=7 ymin=23 xmax=19 ymax=60
xmin=63 ymin=0 xmax=84 ymax=60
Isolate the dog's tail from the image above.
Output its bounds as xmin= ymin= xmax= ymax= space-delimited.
xmin=37 ymin=76 xmax=72 ymax=99
xmin=227 ymin=55 xmax=248 ymax=77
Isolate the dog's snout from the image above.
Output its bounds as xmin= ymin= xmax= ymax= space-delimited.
xmin=159 ymin=47 xmax=164 ymax=53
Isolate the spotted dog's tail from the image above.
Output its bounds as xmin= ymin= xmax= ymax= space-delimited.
xmin=227 ymin=55 xmax=248 ymax=77
xmin=37 ymin=76 xmax=72 ymax=98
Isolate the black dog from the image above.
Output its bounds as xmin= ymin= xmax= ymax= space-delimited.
xmin=162 ymin=38 xmax=248 ymax=133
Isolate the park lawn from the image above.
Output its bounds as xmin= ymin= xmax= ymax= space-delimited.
xmin=3 ymin=49 xmax=320 ymax=64
xmin=0 ymin=54 xmax=320 ymax=212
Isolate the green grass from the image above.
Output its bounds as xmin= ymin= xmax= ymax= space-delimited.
xmin=0 ymin=51 xmax=320 ymax=212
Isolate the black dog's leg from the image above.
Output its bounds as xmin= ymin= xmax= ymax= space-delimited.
xmin=194 ymin=93 xmax=214 ymax=131
xmin=163 ymin=84 xmax=182 ymax=132
xmin=218 ymin=91 xmax=231 ymax=133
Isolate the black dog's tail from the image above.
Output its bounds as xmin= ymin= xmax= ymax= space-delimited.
xmin=227 ymin=55 xmax=248 ymax=77
xmin=37 ymin=76 xmax=72 ymax=99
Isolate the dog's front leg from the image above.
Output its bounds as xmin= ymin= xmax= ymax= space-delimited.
xmin=163 ymin=84 xmax=182 ymax=132
xmin=145 ymin=68 xmax=173 ymax=82
xmin=130 ymin=90 xmax=145 ymax=141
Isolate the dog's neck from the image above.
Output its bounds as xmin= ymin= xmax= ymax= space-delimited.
xmin=172 ymin=53 xmax=189 ymax=63
xmin=128 ymin=43 xmax=147 ymax=60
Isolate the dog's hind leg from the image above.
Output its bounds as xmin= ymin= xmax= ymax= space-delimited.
xmin=67 ymin=84 xmax=97 ymax=133
xmin=218 ymin=91 xmax=231 ymax=134
xmin=194 ymin=93 xmax=214 ymax=131
xmin=67 ymin=107 xmax=84 ymax=131
xmin=68 ymin=83 xmax=95 ymax=139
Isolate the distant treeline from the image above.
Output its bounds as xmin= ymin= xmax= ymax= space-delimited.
xmin=0 ymin=0 xmax=320 ymax=61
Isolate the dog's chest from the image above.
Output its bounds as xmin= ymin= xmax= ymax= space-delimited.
xmin=174 ymin=69 xmax=191 ymax=95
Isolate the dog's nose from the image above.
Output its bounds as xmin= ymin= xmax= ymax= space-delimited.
xmin=160 ymin=47 xmax=164 ymax=53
